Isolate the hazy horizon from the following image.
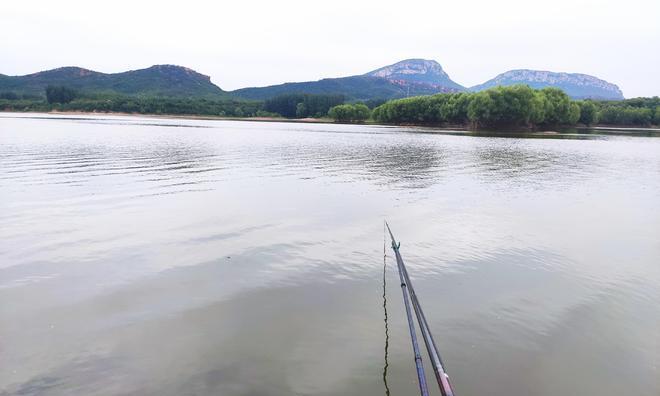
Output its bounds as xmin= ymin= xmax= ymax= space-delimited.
xmin=2 ymin=0 xmax=659 ymax=98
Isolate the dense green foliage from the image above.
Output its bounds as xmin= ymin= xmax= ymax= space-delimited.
xmin=327 ymin=104 xmax=371 ymax=122
xmin=46 ymin=85 xmax=78 ymax=104
xmin=0 ymin=91 xmax=20 ymax=100
xmin=1 ymin=83 xmax=658 ymax=128
xmin=593 ymin=97 xmax=659 ymax=126
xmin=264 ymin=93 xmax=344 ymax=118
xmin=577 ymin=100 xmax=598 ymax=125
xmin=598 ymin=107 xmax=652 ymax=125
xmin=0 ymin=91 xmax=42 ymax=100
xmin=1 ymin=94 xmax=262 ymax=117
xmin=373 ymin=86 xmax=659 ymax=128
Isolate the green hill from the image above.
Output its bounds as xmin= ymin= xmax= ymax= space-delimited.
xmin=0 ymin=65 xmax=228 ymax=99
xmin=232 ymin=59 xmax=465 ymax=101
xmin=231 ymin=75 xmax=417 ymax=101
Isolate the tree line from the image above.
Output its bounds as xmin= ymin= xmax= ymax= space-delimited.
xmin=371 ymin=86 xmax=578 ymax=128
xmin=1 ymin=86 xmax=263 ymax=117
xmin=264 ymin=93 xmax=344 ymax=118
xmin=0 ymin=85 xmax=658 ymax=128
xmin=594 ymin=97 xmax=659 ymax=126
xmin=369 ymin=86 xmax=659 ymax=128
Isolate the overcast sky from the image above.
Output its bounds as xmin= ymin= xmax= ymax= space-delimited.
xmin=2 ymin=0 xmax=659 ymax=97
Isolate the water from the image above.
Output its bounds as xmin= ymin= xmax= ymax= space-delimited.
xmin=1 ymin=113 xmax=658 ymax=396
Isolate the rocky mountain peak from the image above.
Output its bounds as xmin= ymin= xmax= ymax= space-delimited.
xmin=472 ymin=69 xmax=624 ymax=99
xmin=365 ymin=59 xmax=464 ymax=92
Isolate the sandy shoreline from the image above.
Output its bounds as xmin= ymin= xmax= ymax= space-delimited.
xmin=0 ymin=109 xmax=344 ymax=125
xmin=2 ymin=110 xmax=658 ymax=133
xmin=42 ymin=110 xmax=337 ymax=125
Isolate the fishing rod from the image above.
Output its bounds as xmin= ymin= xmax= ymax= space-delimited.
xmin=387 ymin=222 xmax=430 ymax=396
xmin=386 ymin=222 xmax=456 ymax=396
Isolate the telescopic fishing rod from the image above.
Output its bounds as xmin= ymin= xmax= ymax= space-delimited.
xmin=387 ymin=222 xmax=430 ymax=396
xmin=386 ymin=222 xmax=456 ymax=396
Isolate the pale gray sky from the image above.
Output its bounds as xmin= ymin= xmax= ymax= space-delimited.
xmin=2 ymin=0 xmax=659 ymax=97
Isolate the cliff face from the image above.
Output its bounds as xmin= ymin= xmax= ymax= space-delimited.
xmin=366 ymin=59 xmax=465 ymax=92
xmin=472 ymin=69 xmax=624 ymax=100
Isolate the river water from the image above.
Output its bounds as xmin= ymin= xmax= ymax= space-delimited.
xmin=1 ymin=113 xmax=658 ymax=396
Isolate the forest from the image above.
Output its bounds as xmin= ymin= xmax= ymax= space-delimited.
xmin=0 ymin=85 xmax=658 ymax=129
xmin=263 ymin=93 xmax=345 ymax=118
xmin=370 ymin=86 xmax=659 ymax=128
xmin=1 ymin=87 xmax=263 ymax=117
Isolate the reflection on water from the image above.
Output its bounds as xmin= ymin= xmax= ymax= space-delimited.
xmin=1 ymin=113 xmax=659 ymax=396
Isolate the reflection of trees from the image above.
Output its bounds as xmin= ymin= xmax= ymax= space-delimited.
xmin=257 ymin=142 xmax=446 ymax=190
xmin=12 ymin=117 xmax=620 ymax=195
xmin=472 ymin=142 xmax=600 ymax=189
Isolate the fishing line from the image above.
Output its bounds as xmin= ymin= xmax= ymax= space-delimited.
xmin=386 ymin=222 xmax=455 ymax=396
xmin=382 ymin=221 xmax=391 ymax=396
xmin=386 ymin=222 xmax=430 ymax=396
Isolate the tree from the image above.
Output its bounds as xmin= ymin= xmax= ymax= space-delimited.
xmin=466 ymin=92 xmax=493 ymax=127
xmin=328 ymin=104 xmax=354 ymax=122
xmin=568 ymin=102 xmax=581 ymax=125
xmin=440 ymin=93 xmax=470 ymax=124
xmin=538 ymin=88 xmax=572 ymax=125
xmin=328 ymin=104 xmax=370 ymax=123
xmin=352 ymin=103 xmax=371 ymax=121
xmin=577 ymin=101 xmax=597 ymax=125
xmin=45 ymin=86 xmax=77 ymax=104
xmin=295 ymin=102 xmax=307 ymax=118
xmin=530 ymin=91 xmax=547 ymax=125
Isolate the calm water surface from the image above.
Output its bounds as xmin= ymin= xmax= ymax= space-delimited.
xmin=1 ymin=113 xmax=658 ymax=396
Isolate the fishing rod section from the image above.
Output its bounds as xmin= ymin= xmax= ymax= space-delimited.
xmin=385 ymin=222 xmax=456 ymax=396
xmin=392 ymin=232 xmax=430 ymax=396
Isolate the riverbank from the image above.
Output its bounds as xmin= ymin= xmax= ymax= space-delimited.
xmin=2 ymin=110 xmax=659 ymax=134
xmin=1 ymin=109 xmax=336 ymax=124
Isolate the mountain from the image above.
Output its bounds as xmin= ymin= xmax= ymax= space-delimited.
xmin=0 ymin=65 xmax=227 ymax=98
xmin=366 ymin=59 xmax=465 ymax=92
xmin=231 ymin=76 xmax=411 ymax=101
xmin=471 ymin=70 xmax=624 ymax=100
xmin=232 ymin=59 xmax=465 ymax=101
xmin=2 ymin=62 xmax=627 ymax=102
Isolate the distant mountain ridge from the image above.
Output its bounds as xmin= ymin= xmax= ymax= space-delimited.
xmin=471 ymin=69 xmax=624 ymax=100
xmin=231 ymin=75 xmax=411 ymax=101
xmin=0 ymin=61 xmax=626 ymax=101
xmin=232 ymin=59 xmax=465 ymax=101
xmin=0 ymin=65 xmax=227 ymax=98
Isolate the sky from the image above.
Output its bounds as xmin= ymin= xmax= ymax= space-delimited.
xmin=2 ymin=0 xmax=659 ymax=98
